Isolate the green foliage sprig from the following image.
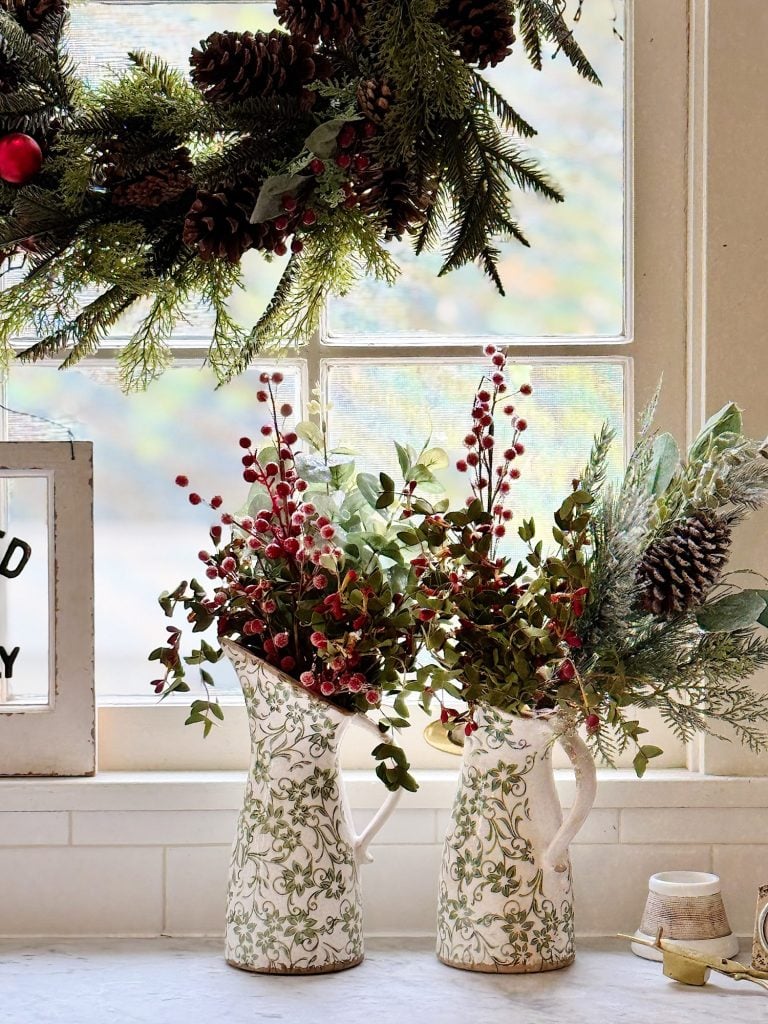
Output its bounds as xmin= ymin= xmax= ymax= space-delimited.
xmin=0 ymin=0 xmax=602 ymax=388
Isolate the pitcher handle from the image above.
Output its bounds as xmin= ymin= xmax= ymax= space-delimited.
xmin=347 ymin=714 xmax=403 ymax=865
xmin=544 ymin=727 xmax=597 ymax=873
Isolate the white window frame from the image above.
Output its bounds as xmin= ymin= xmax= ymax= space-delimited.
xmin=5 ymin=1 xmax=714 ymax=772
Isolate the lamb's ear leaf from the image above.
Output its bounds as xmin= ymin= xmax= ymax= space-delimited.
xmin=696 ymin=591 xmax=767 ymax=632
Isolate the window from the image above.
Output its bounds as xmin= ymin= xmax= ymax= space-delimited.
xmin=2 ymin=0 xmax=696 ymax=770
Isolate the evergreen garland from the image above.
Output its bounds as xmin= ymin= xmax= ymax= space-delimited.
xmin=0 ymin=0 xmax=601 ymax=388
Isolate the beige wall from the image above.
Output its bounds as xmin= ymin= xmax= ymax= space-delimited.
xmin=701 ymin=0 xmax=768 ymax=773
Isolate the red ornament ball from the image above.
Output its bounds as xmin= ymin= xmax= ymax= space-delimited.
xmin=0 ymin=133 xmax=43 ymax=185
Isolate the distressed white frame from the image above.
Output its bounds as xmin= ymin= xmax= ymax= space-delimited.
xmin=0 ymin=442 xmax=95 ymax=775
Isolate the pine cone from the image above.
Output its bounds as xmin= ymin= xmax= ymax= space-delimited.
xmin=437 ymin=0 xmax=515 ymax=69
xmin=275 ymin=0 xmax=367 ymax=45
xmin=636 ymin=511 xmax=732 ymax=618
xmin=356 ymin=78 xmax=394 ymax=124
xmin=190 ymin=29 xmax=332 ymax=106
xmin=355 ymin=162 xmax=437 ymax=241
xmin=1 ymin=0 xmax=66 ymax=33
xmin=111 ymin=148 xmax=195 ymax=209
xmin=182 ymin=185 xmax=260 ymax=263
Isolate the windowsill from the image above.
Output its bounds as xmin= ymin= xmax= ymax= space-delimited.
xmin=1 ymin=769 xmax=767 ymax=812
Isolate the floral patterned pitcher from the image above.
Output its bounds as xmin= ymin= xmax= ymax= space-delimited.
xmin=222 ymin=639 xmax=401 ymax=974
xmin=437 ymin=705 xmax=597 ymax=973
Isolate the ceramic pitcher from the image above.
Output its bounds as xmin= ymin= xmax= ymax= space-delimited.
xmin=437 ymin=704 xmax=597 ymax=973
xmin=222 ymin=639 xmax=401 ymax=974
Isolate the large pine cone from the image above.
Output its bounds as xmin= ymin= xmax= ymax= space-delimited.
xmin=356 ymin=78 xmax=394 ymax=124
xmin=182 ymin=185 xmax=259 ymax=263
xmin=437 ymin=0 xmax=515 ymax=69
xmin=275 ymin=0 xmax=367 ymax=46
xmin=355 ymin=162 xmax=437 ymax=241
xmin=190 ymin=29 xmax=332 ymax=105
xmin=111 ymin=148 xmax=195 ymax=209
xmin=636 ymin=511 xmax=732 ymax=618
xmin=1 ymin=0 xmax=66 ymax=32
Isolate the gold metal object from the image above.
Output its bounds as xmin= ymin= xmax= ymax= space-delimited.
xmin=620 ymin=929 xmax=768 ymax=991
xmin=752 ymin=884 xmax=768 ymax=971
xmin=423 ymin=719 xmax=464 ymax=756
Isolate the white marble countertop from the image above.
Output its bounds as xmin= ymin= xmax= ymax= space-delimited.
xmin=0 ymin=938 xmax=765 ymax=1024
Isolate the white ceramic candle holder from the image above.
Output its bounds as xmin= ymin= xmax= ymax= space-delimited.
xmin=632 ymin=871 xmax=739 ymax=962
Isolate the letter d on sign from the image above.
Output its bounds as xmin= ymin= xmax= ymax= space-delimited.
xmin=0 ymin=537 xmax=32 ymax=579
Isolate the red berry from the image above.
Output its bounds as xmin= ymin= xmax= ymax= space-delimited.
xmin=264 ymin=543 xmax=282 ymax=559
xmin=272 ymin=372 xmax=284 ymax=384
xmin=456 ymin=459 xmax=468 ymax=472
xmin=281 ymin=194 xmax=297 ymax=212
xmin=273 ymin=216 xmax=289 ymax=231
xmin=338 ymin=126 xmax=356 ymax=148
xmin=585 ymin=714 xmax=600 ymax=733
xmin=301 ymin=208 xmax=317 ymax=226
xmin=210 ymin=495 xmax=223 ymax=509
xmin=343 ymin=194 xmax=357 ymax=208
xmin=514 ymin=442 xmax=525 ymax=455
xmin=509 ymin=468 xmax=521 ymax=480
xmin=516 ymin=419 xmax=528 ymax=431
xmin=260 ymin=425 xmax=272 ymax=436
xmin=309 ymin=158 xmax=325 ymax=174
xmin=483 ymin=344 xmax=497 ymax=356
xmin=558 ymin=659 xmax=576 ymax=682
xmin=280 ymin=402 xmax=293 ymax=416
xmin=464 ymin=434 xmax=477 ymax=447
xmin=284 ymin=431 xmax=298 ymax=445
xmin=466 ymin=452 xmax=479 ymax=467
xmin=481 ymin=436 xmax=494 ymax=450
xmin=291 ymin=238 xmax=304 ymax=253
xmin=363 ymin=121 xmax=377 ymax=138
xmin=520 ymin=384 xmax=533 ymax=395
xmin=259 ymin=372 xmax=270 ymax=383
xmin=243 ymin=468 xmax=258 ymax=483
xmin=492 ymin=353 xmax=505 ymax=367
xmin=273 ymin=241 xmax=287 ymax=256
xmin=354 ymin=153 xmax=370 ymax=171
xmin=336 ymin=153 xmax=352 ymax=169
xmin=175 ymin=474 xmax=189 ymax=487
xmin=503 ymin=405 xmax=515 ymax=416
xmin=239 ymin=437 xmax=251 ymax=448
xmin=188 ymin=492 xmax=202 ymax=505
xmin=477 ymin=390 xmax=491 ymax=402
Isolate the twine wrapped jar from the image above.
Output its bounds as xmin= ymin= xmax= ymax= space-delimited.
xmin=632 ymin=871 xmax=739 ymax=961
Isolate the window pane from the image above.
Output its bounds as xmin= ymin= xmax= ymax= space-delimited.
xmin=329 ymin=0 xmax=626 ymax=340
xmin=4 ymin=365 xmax=301 ymax=700
xmin=0 ymin=474 xmax=50 ymax=707
xmin=69 ymin=1 xmax=276 ymax=86
xmin=326 ymin=360 xmax=626 ymax=557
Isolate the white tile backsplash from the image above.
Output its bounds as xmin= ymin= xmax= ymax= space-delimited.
xmin=72 ymin=809 xmax=238 ymax=846
xmin=0 ymin=847 xmax=163 ymax=935
xmin=0 ymin=811 xmax=69 ymax=846
xmin=0 ymin=775 xmax=765 ymax=938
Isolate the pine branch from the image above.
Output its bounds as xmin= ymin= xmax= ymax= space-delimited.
xmin=470 ymin=72 xmax=536 ymax=138
xmin=18 ymin=284 xmax=138 ymax=365
xmin=515 ymin=0 xmax=543 ymax=70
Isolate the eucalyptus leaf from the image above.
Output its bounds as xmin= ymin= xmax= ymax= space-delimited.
xmin=250 ymin=172 xmax=307 ymax=224
xmin=295 ymin=420 xmax=324 ymax=450
xmin=648 ymin=432 xmax=680 ymax=495
xmin=357 ymin=472 xmax=381 ymax=509
xmin=689 ymin=402 xmax=743 ymax=462
xmin=696 ymin=590 xmax=767 ymax=632
xmin=293 ymin=451 xmax=332 ymax=484
xmin=304 ymin=117 xmax=347 ymax=159
xmin=418 ymin=447 xmax=449 ymax=471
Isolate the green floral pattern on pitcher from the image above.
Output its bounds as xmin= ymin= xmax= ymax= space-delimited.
xmin=224 ymin=642 xmax=364 ymax=973
xmin=437 ymin=705 xmax=580 ymax=973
